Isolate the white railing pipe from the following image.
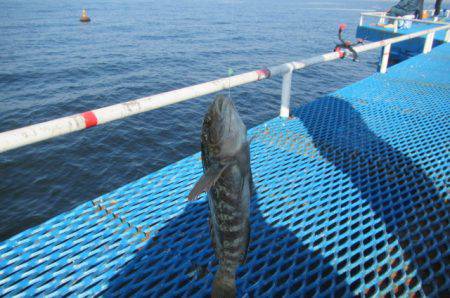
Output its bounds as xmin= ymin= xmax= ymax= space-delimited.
xmin=361 ymin=12 xmax=449 ymax=25
xmin=0 ymin=69 xmax=271 ymax=153
xmin=353 ymin=24 xmax=449 ymax=52
xmin=0 ymin=23 xmax=450 ymax=154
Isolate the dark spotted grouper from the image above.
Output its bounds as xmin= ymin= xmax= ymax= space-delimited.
xmin=188 ymin=95 xmax=253 ymax=297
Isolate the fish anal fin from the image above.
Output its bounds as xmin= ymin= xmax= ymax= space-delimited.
xmin=187 ymin=164 xmax=229 ymax=201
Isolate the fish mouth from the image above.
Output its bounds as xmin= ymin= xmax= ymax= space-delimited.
xmin=211 ymin=96 xmax=242 ymax=128
xmin=211 ymin=95 xmax=235 ymax=118
xmin=205 ymin=96 xmax=247 ymax=157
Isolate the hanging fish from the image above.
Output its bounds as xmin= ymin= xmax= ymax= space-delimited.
xmin=188 ymin=95 xmax=253 ymax=297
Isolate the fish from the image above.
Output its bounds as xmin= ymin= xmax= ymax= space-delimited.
xmin=188 ymin=95 xmax=253 ymax=297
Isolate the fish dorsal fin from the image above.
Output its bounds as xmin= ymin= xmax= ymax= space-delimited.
xmin=187 ymin=163 xmax=229 ymax=201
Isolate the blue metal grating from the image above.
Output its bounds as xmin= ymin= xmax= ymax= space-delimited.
xmin=0 ymin=44 xmax=449 ymax=297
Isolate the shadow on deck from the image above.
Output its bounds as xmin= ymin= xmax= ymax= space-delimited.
xmin=103 ymin=96 xmax=448 ymax=297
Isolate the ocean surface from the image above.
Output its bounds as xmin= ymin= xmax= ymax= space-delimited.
xmin=0 ymin=0 xmax=397 ymax=240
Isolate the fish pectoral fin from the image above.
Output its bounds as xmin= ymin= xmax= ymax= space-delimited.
xmin=187 ymin=164 xmax=229 ymax=201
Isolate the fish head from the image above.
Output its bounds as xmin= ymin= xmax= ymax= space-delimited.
xmin=202 ymin=95 xmax=247 ymax=159
xmin=188 ymin=95 xmax=251 ymax=201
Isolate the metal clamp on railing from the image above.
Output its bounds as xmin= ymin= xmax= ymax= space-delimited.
xmin=1 ymin=22 xmax=450 ymax=154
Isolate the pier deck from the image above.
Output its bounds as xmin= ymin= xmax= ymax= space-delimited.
xmin=1 ymin=44 xmax=449 ymax=297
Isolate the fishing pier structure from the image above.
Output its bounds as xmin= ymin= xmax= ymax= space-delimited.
xmin=0 ymin=13 xmax=449 ymax=297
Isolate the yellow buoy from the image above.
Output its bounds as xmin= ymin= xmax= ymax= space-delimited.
xmin=80 ymin=9 xmax=91 ymax=22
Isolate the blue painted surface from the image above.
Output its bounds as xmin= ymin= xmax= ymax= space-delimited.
xmin=357 ymin=17 xmax=449 ymax=60
xmin=0 ymin=44 xmax=449 ymax=297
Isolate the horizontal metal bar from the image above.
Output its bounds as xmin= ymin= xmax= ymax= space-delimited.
xmin=355 ymin=24 xmax=450 ymax=52
xmin=1 ymin=23 xmax=450 ymax=154
xmin=360 ymin=12 xmax=449 ymax=25
xmin=0 ymin=69 xmax=270 ymax=153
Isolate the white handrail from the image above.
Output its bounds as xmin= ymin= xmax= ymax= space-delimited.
xmin=1 ymin=23 xmax=450 ymax=154
xmin=360 ymin=11 xmax=449 ymax=26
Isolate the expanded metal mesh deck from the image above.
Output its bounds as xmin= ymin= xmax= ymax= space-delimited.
xmin=1 ymin=45 xmax=449 ymax=297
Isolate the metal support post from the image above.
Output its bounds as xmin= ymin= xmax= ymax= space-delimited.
xmin=393 ymin=19 xmax=399 ymax=33
xmin=423 ymin=32 xmax=435 ymax=53
xmin=280 ymin=69 xmax=293 ymax=118
xmin=380 ymin=44 xmax=391 ymax=74
xmin=445 ymin=30 xmax=450 ymax=42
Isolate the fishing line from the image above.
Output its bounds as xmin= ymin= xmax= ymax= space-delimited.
xmin=228 ymin=68 xmax=234 ymax=99
xmin=227 ymin=1 xmax=236 ymax=100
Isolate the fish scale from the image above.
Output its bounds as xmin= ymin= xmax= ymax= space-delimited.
xmin=0 ymin=44 xmax=449 ymax=296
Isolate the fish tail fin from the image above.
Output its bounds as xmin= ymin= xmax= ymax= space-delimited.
xmin=211 ymin=267 xmax=236 ymax=298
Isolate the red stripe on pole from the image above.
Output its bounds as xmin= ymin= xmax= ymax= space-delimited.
xmin=334 ymin=47 xmax=345 ymax=58
xmin=81 ymin=111 xmax=98 ymax=128
xmin=256 ymin=69 xmax=270 ymax=80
